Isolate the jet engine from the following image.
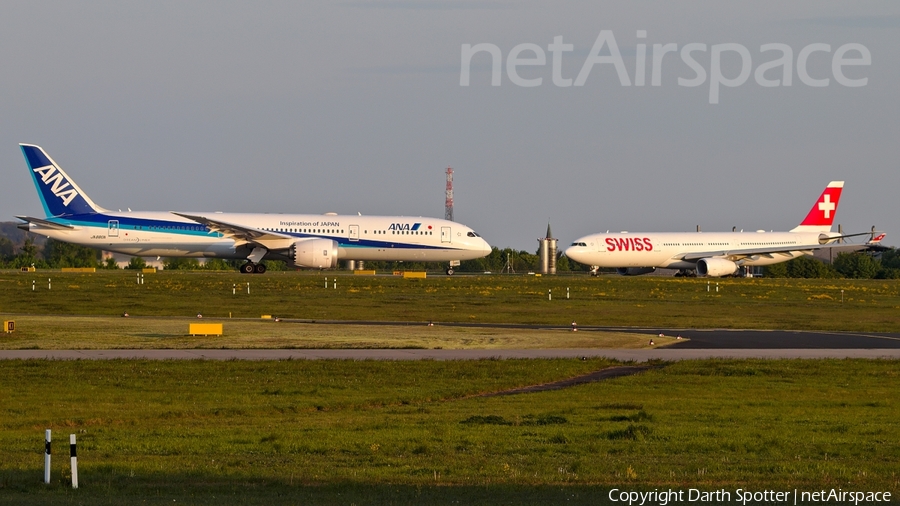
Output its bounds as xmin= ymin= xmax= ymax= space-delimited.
xmin=290 ymin=238 xmax=339 ymax=269
xmin=616 ymin=267 xmax=657 ymax=276
xmin=696 ymin=258 xmax=737 ymax=277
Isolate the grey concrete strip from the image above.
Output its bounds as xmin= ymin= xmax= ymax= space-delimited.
xmin=1 ymin=349 xmax=900 ymax=361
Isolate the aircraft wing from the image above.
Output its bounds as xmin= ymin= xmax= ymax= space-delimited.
xmin=15 ymin=215 xmax=75 ymax=230
xmin=171 ymin=212 xmax=295 ymax=250
xmin=681 ymin=244 xmax=830 ymax=262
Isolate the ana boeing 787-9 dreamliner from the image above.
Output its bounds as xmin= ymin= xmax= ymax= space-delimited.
xmin=16 ymin=144 xmax=490 ymax=274
xmin=565 ymin=181 xmax=882 ymax=277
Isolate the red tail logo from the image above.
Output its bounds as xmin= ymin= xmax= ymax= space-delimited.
xmin=799 ymin=183 xmax=843 ymax=227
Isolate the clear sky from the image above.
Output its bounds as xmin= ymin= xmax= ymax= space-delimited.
xmin=2 ymin=1 xmax=897 ymax=251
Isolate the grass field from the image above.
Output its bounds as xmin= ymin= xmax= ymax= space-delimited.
xmin=0 ymin=315 xmax=673 ymax=350
xmin=1 ymin=269 xmax=898 ymax=504
xmin=1 ymin=359 xmax=898 ymax=505
xmin=1 ymin=269 xmax=899 ymax=332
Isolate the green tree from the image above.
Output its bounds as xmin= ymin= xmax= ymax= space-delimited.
xmin=878 ymin=248 xmax=900 ymax=269
xmin=556 ymin=254 xmax=570 ymax=272
xmin=10 ymin=236 xmax=49 ymax=269
xmin=202 ymin=258 xmax=231 ymax=271
xmin=43 ymin=238 xmax=99 ymax=268
xmin=163 ymin=258 xmax=201 ymax=270
xmin=874 ymin=247 xmax=900 ymax=279
xmin=459 ymin=257 xmax=490 ymax=273
xmin=876 ymin=268 xmax=900 ymax=279
xmin=764 ymin=261 xmax=789 ymax=278
xmin=833 ymin=252 xmax=880 ymax=279
xmin=0 ymin=237 xmax=14 ymax=261
xmin=126 ymin=257 xmax=148 ymax=270
xmin=765 ymin=256 xmax=838 ymax=278
xmin=565 ymin=255 xmax=593 ymax=272
xmin=102 ymin=257 xmax=119 ymax=269
xmin=515 ymin=250 xmax=539 ymax=272
xmin=260 ymin=260 xmax=287 ymax=271
xmin=788 ymin=256 xmax=838 ymax=278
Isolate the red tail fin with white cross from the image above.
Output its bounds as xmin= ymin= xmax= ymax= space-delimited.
xmin=790 ymin=181 xmax=844 ymax=233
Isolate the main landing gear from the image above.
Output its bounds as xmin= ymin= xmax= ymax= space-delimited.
xmin=446 ymin=268 xmax=454 ymax=275
xmin=240 ymin=262 xmax=267 ymax=274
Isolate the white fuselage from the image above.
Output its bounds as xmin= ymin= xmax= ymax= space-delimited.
xmin=27 ymin=211 xmax=491 ymax=263
xmin=565 ymin=230 xmax=836 ymax=269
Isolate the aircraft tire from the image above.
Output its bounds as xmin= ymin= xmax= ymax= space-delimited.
xmin=240 ymin=263 xmax=255 ymax=274
xmin=446 ymin=268 xmax=454 ymax=275
xmin=254 ymin=263 xmax=267 ymax=274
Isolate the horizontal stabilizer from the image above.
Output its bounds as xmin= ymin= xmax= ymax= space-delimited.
xmin=15 ymin=215 xmax=75 ymax=230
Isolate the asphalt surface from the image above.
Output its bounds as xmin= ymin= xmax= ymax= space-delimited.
xmin=603 ymin=327 xmax=900 ymax=349
xmin=233 ymin=318 xmax=900 ymax=349
xmin=2 ymin=321 xmax=900 ymax=361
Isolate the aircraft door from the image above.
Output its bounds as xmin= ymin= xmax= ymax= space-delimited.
xmin=108 ymin=220 xmax=119 ymax=238
xmin=349 ymin=224 xmax=359 ymax=242
xmin=441 ymin=226 xmax=451 ymax=243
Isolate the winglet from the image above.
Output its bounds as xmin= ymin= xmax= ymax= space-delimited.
xmin=790 ymin=181 xmax=843 ymax=233
xmin=867 ymin=233 xmax=886 ymax=245
xmin=20 ymin=144 xmax=105 ymax=217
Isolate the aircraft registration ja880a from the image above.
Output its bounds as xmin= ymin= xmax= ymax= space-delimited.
xmin=16 ymin=144 xmax=491 ymax=274
xmin=565 ymin=181 xmax=885 ymax=277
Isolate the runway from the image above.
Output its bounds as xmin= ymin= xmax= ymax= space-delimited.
xmin=1 ymin=323 xmax=899 ymax=361
xmin=605 ymin=327 xmax=900 ymax=349
xmin=273 ymin=319 xmax=900 ymax=349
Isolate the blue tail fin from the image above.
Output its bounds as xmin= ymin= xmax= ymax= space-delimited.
xmin=20 ymin=144 xmax=104 ymax=217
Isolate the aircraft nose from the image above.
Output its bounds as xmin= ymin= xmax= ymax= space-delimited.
xmin=482 ymin=238 xmax=491 ymax=255
xmin=564 ymin=244 xmax=582 ymax=262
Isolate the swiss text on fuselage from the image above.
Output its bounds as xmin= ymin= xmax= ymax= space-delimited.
xmin=606 ymin=237 xmax=653 ymax=252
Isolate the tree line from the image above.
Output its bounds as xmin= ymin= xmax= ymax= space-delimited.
xmin=763 ymin=250 xmax=900 ymax=279
xmin=0 ymin=235 xmax=897 ymax=279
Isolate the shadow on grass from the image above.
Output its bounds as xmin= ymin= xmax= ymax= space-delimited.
xmin=0 ymin=469 xmax=620 ymax=506
xmin=479 ymin=365 xmax=656 ymax=397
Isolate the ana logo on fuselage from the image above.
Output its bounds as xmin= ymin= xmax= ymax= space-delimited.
xmin=606 ymin=237 xmax=653 ymax=252
xmin=33 ymin=165 xmax=78 ymax=206
xmin=388 ymin=223 xmax=421 ymax=231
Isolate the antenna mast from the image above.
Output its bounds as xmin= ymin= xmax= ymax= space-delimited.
xmin=445 ymin=167 xmax=454 ymax=221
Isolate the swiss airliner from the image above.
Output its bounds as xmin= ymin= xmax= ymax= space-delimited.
xmin=565 ymin=181 xmax=879 ymax=277
xmin=16 ymin=144 xmax=490 ymax=274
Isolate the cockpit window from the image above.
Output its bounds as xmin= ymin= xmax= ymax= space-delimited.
xmin=467 ymin=231 xmax=480 ymax=237
xmin=571 ymin=242 xmax=587 ymax=247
